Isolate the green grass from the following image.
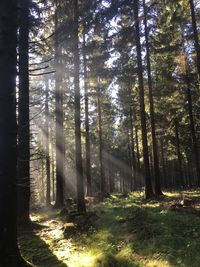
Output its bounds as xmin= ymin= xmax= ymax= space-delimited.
xmin=18 ymin=191 xmax=200 ymax=267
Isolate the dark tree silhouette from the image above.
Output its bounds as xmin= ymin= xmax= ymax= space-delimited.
xmin=17 ymin=0 xmax=31 ymax=225
xmin=73 ymin=0 xmax=86 ymax=212
xmin=0 ymin=1 xmax=30 ymax=266
xmin=142 ymin=0 xmax=162 ymax=195
xmin=133 ymin=0 xmax=154 ymax=198
xmin=83 ymin=27 xmax=92 ymax=196
xmin=189 ymin=0 xmax=200 ymax=84
xmin=54 ymin=0 xmax=64 ymax=208
xmin=45 ymin=79 xmax=51 ymax=206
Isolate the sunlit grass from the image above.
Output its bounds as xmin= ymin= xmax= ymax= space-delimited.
xmin=19 ymin=190 xmax=200 ymax=267
xmin=143 ymin=258 xmax=172 ymax=267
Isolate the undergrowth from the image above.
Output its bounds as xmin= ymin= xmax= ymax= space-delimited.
xmin=18 ymin=190 xmax=200 ymax=267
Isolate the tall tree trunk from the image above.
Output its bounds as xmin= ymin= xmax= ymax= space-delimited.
xmin=73 ymin=0 xmax=86 ymax=213
xmin=108 ymin=153 xmax=114 ymax=193
xmin=128 ymin=87 xmax=136 ymax=191
xmin=17 ymin=0 xmax=31 ymax=224
xmin=0 ymin=1 xmax=28 ymax=265
xmin=45 ymin=79 xmax=51 ymax=206
xmin=97 ymin=83 xmax=106 ymax=196
xmin=83 ymin=26 xmax=92 ymax=196
xmin=54 ymin=0 xmax=64 ymax=208
xmin=128 ymin=138 xmax=133 ymax=191
xmin=174 ymin=119 xmax=184 ymax=187
xmin=142 ymin=0 xmax=162 ymax=195
xmin=51 ymin=131 xmax=55 ymax=202
xmin=160 ymin=137 xmax=166 ymax=188
xmin=135 ymin=125 xmax=140 ymax=169
xmin=185 ymin=65 xmax=200 ymax=186
xmin=41 ymin=158 xmax=45 ymax=203
xmin=133 ymin=0 xmax=154 ymax=198
xmin=189 ymin=0 xmax=200 ymax=85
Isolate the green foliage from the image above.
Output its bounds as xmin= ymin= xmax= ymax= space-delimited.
xmin=96 ymin=253 xmax=138 ymax=267
xmin=19 ymin=191 xmax=200 ymax=267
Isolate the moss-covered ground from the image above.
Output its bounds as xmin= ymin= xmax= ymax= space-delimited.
xmin=18 ymin=190 xmax=200 ymax=267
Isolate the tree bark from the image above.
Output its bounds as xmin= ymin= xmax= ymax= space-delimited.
xmin=160 ymin=137 xmax=167 ymax=188
xmin=189 ymin=0 xmax=200 ymax=85
xmin=45 ymin=79 xmax=51 ymax=206
xmin=174 ymin=119 xmax=184 ymax=187
xmin=97 ymin=81 xmax=106 ymax=197
xmin=135 ymin=125 xmax=141 ymax=169
xmin=54 ymin=0 xmax=64 ymax=208
xmin=142 ymin=0 xmax=162 ymax=195
xmin=83 ymin=26 xmax=92 ymax=196
xmin=0 ymin=1 xmax=29 ymax=265
xmin=185 ymin=67 xmax=200 ymax=186
xmin=17 ymin=0 xmax=31 ymax=224
xmin=128 ymin=87 xmax=136 ymax=191
xmin=73 ymin=0 xmax=86 ymax=213
xmin=51 ymin=130 xmax=55 ymax=202
xmin=133 ymin=0 xmax=154 ymax=198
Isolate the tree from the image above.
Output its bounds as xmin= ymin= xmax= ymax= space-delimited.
xmin=142 ymin=0 xmax=163 ymax=195
xmin=184 ymin=54 xmax=200 ymax=186
xmin=133 ymin=0 xmax=154 ymax=198
xmin=73 ymin=0 xmax=86 ymax=213
xmin=174 ymin=118 xmax=184 ymax=186
xmin=0 ymin=1 xmax=29 ymax=265
xmin=189 ymin=0 xmax=200 ymax=85
xmin=83 ymin=26 xmax=92 ymax=196
xmin=54 ymin=0 xmax=64 ymax=208
xmin=45 ymin=79 xmax=51 ymax=205
xmin=97 ymin=78 xmax=106 ymax=196
xmin=17 ymin=0 xmax=31 ymax=224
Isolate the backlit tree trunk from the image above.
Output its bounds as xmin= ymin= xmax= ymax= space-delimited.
xmin=74 ymin=0 xmax=86 ymax=213
xmin=0 ymin=1 xmax=29 ymax=265
xmin=97 ymin=79 xmax=106 ymax=197
xmin=133 ymin=0 xmax=154 ymax=198
xmin=54 ymin=0 xmax=64 ymax=208
xmin=174 ymin=119 xmax=184 ymax=187
xmin=189 ymin=0 xmax=200 ymax=85
xmin=142 ymin=0 xmax=162 ymax=195
xmin=83 ymin=27 xmax=92 ymax=196
xmin=185 ymin=66 xmax=200 ymax=186
xmin=45 ymin=79 xmax=51 ymax=206
xmin=17 ymin=0 xmax=31 ymax=224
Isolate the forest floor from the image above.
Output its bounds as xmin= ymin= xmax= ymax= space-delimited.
xmin=18 ymin=190 xmax=200 ymax=267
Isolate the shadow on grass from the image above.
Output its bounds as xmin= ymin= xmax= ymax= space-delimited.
xmin=74 ymin=193 xmax=200 ymax=267
xmin=95 ymin=253 xmax=139 ymax=267
xmin=133 ymin=204 xmax=200 ymax=267
xmin=111 ymin=195 xmax=200 ymax=267
xmin=18 ymin=224 xmax=68 ymax=267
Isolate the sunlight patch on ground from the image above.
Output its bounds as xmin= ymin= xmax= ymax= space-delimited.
xmin=68 ymin=251 xmax=100 ymax=267
xmin=145 ymin=260 xmax=171 ymax=267
xmin=30 ymin=213 xmax=44 ymax=222
xmin=33 ymin=217 xmax=74 ymax=264
xmin=22 ymin=190 xmax=200 ymax=267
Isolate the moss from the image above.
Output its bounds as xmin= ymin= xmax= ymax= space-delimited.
xmin=19 ymin=190 xmax=200 ymax=267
